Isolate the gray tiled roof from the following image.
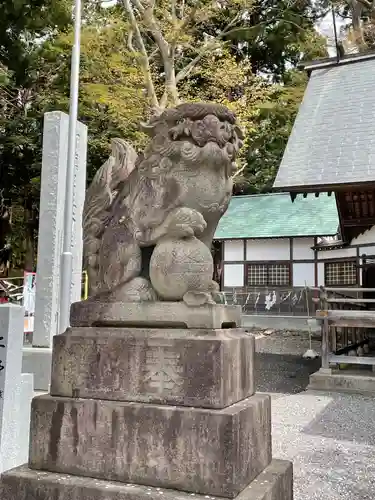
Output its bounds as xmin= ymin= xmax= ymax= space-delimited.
xmin=273 ymin=57 xmax=375 ymax=190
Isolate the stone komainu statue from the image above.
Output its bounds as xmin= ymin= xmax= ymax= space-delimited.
xmin=83 ymin=102 xmax=243 ymax=306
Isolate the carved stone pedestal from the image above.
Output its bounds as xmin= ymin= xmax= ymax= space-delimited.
xmin=0 ymin=304 xmax=293 ymax=500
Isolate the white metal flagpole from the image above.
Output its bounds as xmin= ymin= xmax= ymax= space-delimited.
xmin=59 ymin=0 xmax=82 ymax=334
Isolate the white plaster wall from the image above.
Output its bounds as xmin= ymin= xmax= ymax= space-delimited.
xmin=352 ymin=225 xmax=375 ymax=245
xmin=317 ymin=262 xmax=325 ymax=286
xmin=223 ymin=240 xmax=244 ymax=261
xmin=359 ymin=246 xmax=375 ymax=256
xmin=293 ymin=262 xmax=315 ymax=287
xmin=223 ymin=264 xmax=244 ymax=287
xmin=292 ymin=238 xmax=315 ymax=260
xmin=246 ymin=239 xmax=290 ymax=261
xmin=317 ymin=247 xmax=356 ymax=260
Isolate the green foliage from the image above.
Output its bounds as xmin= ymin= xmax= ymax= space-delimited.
xmin=0 ymin=0 xmax=330 ymax=269
xmin=188 ymin=0 xmax=327 ymax=82
xmin=0 ymin=0 xmax=71 ymax=85
xmin=240 ymin=25 xmax=328 ymax=194
xmin=38 ymin=17 xmax=148 ymax=181
xmin=122 ymin=0 xmax=327 ymax=193
xmin=243 ymin=71 xmax=308 ymax=193
xmin=178 ymin=48 xmax=274 ymax=171
xmin=0 ymin=0 xmax=72 ymax=269
xmin=178 ymin=1 xmax=328 ymax=194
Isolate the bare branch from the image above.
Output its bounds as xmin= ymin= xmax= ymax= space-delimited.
xmin=356 ymin=0 xmax=374 ymax=9
xmin=148 ymin=47 xmax=160 ymax=60
xmin=159 ymin=90 xmax=169 ymax=109
xmin=174 ymin=9 xmax=307 ymax=86
xmin=127 ymin=29 xmax=135 ymax=52
xmin=171 ymin=0 xmax=177 ymax=21
xmin=132 ymin=0 xmax=145 ymax=13
xmin=175 ymin=13 xmax=242 ymax=84
xmin=173 ymin=6 xmax=198 ymax=39
xmin=121 ymin=0 xmax=160 ymax=110
xmin=141 ymin=3 xmax=180 ymax=106
xmin=232 ymin=163 xmax=246 ymax=180
xmin=142 ymin=5 xmax=169 ymax=60
xmin=175 ymin=43 xmax=213 ymax=84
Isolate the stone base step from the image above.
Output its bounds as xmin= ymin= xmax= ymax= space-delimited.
xmin=70 ymin=301 xmax=241 ymax=329
xmin=29 ymin=393 xmax=271 ymax=498
xmin=1 ymin=460 xmax=293 ymax=500
xmin=308 ymin=368 xmax=375 ymax=394
xmin=51 ymin=327 xmax=255 ymax=408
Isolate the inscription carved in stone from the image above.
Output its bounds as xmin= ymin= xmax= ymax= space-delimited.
xmin=143 ymin=344 xmax=183 ymax=394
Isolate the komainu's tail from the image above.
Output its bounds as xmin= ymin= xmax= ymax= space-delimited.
xmin=83 ymin=139 xmax=138 ymax=295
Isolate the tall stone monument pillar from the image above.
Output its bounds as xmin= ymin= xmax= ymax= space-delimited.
xmin=0 ymin=305 xmax=33 ymax=474
xmin=22 ymin=111 xmax=87 ymax=390
xmin=1 ymin=103 xmax=292 ymax=498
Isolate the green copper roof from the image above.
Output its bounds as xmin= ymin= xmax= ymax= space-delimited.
xmin=214 ymin=193 xmax=339 ymax=239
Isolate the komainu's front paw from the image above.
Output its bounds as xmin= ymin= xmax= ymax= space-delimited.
xmin=183 ymin=291 xmax=216 ymax=307
xmin=167 ymin=207 xmax=207 ymax=238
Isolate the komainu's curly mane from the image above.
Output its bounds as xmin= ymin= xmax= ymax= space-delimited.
xmin=83 ymin=139 xmax=137 ymax=294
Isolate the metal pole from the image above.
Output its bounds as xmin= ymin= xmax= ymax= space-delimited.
xmin=332 ymin=6 xmax=340 ymax=64
xmin=59 ymin=0 xmax=82 ymax=334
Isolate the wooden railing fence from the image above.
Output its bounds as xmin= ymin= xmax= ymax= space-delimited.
xmin=309 ymin=286 xmax=375 ymax=370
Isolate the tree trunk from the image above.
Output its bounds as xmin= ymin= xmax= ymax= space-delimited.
xmin=349 ymin=0 xmax=366 ymax=48
xmin=23 ymin=195 xmax=35 ymax=272
xmin=0 ymin=210 xmax=10 ymax=250
xmin=0 ymin=203 xmax=11 ymax=277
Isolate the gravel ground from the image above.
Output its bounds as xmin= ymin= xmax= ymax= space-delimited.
xmin=270 ymin=391 xmax=375 ymax=500
xmin=253 ymin=328 xmax=322 ymax=356
xmin=254 ymin=328 xmax=321 ymax=394
xmin=254 ymin=329 xmax=375 ymax=500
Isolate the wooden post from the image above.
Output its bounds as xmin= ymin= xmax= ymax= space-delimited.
xmin=319 ymin=286 xmax=331 ymax=372
xmin=319 ymin=285 xmax=328 ymax=311
xmin=321 ymin=317 xmax=330 ymax=370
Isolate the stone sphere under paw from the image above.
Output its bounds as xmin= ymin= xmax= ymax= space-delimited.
xmin=149 ymin=237 xmax=213 ymax=301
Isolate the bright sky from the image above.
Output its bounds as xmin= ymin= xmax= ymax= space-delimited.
xmin=316 ymin=11 xmax=347 ymax=57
